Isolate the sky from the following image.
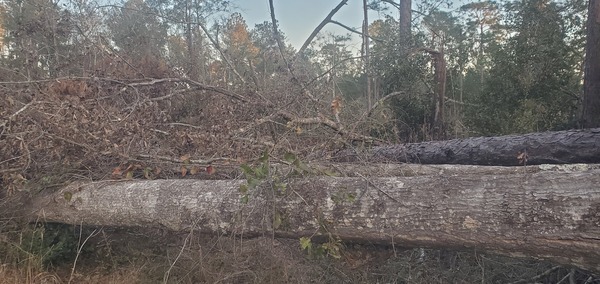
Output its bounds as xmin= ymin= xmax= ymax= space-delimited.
xmin=234 ymin=0 xmax=395 ymax=50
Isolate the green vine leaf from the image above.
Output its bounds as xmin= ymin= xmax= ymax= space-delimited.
xmin=299 ymin=237 xmax=312 ymax=251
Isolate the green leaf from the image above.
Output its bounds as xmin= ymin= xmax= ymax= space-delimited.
xmin=299 ymin=237 xmax=312 ymax=250
xmin=322 ymin=242 xmax=342 ymax=259
xmin=143 ymin=167 xmax=152 ymax=179
xmin=258 ymin=149 xmax=269 ymax=163
xmin=240 ymin=164 xmax=255 ymax=177
xmin=314 ymin=246 xmax=326 ymax=257
xmin=346 ymin=193 xmax=356 ymax=203
xmin=255 ymin=163 xmax=269 ymax=178
xmin=239 ymin=183 xmax=248 ymax=194
xmin=247 ymin=177 xmax=260 ymax=189
xmin=322 ymin=169 xmax=339 ymax=177
xmin=240 ymin=194 xmax=249 ymax=204
xmin=293 ymin=159 xmax=312 ymax=173
xmin=63 ymin=192 xmax=72 ymax=202
xmin=275 ymin=182 xmax=287 ymax=192
xmin=284 ymin=152 xmax=297 ymax=163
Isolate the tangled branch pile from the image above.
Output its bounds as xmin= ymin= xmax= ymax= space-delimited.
xmin=0 ymin=60 xmax=391 ymax=194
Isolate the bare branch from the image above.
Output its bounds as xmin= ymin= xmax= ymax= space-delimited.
xmin=165 ymin=122 xmax=204 ymax=129
xmin=136 ymin=154 xmax=235 ymax=165
xmin=367 ymin=91 xmax=406 ymax=118
xmin=378 ymin=0 xmax=427 ymax=18
xmin=194 ymin=22 xmax=248 ymax=86
xmin=278 ymin=111 xmax=379 ymax=143
xmin=348 ymin=91 xmax=406 ymax=136
xmin=8 ymin=101 xmax=34 ymax=120
xmin=305 ymin=56 xmax=364 ymax=88
xmin=445 ymin=97 xmax=480 ymax=107
xmin=356 ymin=173 xmax=399 ymax=203
xmin=268 ymin=0 xmax=319 ymax=104
xmin=268 ymin=0 xmax=292 ymax=72
xmin=329 ymin=20 xmax=386 ymax=43
xmin=508 ymin=266 xmax=562 ymax=284
xmin=232 ymin=113 xmax=281 ymax=135
xmin=379 ymin=0 xmax=400 ymax=9
xmin=174 ymin=78 xmax=249 ymax=102
xmin=296 ymin=0 xmax=349 ymax=56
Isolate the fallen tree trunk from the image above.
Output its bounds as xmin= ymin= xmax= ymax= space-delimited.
xmin=31 ymin=164 xmax=600 ymax=273
xmin=334 ymin=128 xmax=600 ymax=166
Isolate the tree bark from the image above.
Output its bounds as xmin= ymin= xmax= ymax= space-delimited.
xmin=426 ymin=48 xmax=447 ymax=139
xmin=335 ymin=128 xmax=600 ymax=166
xmin=399 ymin=0 xmax=412 ymax=40
xmin=583 ymin=0 xmax=600 ymax=128
xmin=29 ymin=164 xmax=600 ymax=273
xmin=363 ymin=0 xmax=372 ymax=110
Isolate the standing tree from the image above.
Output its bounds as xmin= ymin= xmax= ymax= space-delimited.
xmin=1 ymin=0 xmax=72 ymax=79
xmin=362 ymin=0 xmax=373 ymax=109
xmin=221 ymin=12 xmax=260 ymax=90
xmin=583 ymin=0 xmax=600 ymax=127
xmin=399 ymin=0 xmax=412 ymax=40
xmin=460 ymin=1 xmax=500 ymax=87
xmin=467 ymin=0 xmax=580 ymax=135
xmin=107 ymin=0 xmax=169 ymax=78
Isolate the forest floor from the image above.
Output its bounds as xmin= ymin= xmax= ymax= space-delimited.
xmin=1 ymin=221 xmax=598 ymax=284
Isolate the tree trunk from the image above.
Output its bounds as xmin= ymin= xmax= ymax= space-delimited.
xmin=432 ymin=50 xmax=446 ymax=139
xmin=583 ymin=0 xmax=600 ymax=128
xmin=335 ymin=128 xmax=600 ymax=166
xmin=185 ymin=0 xmax=198 ymax=80
xmin=399 ymin=0 xmax=412 ymax=39
xmin=363 ymin=0 xmax=372 ymax=110
xmin=29 ymin=163 xmax=600 ymax=273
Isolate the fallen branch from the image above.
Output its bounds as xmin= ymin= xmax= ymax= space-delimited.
xmin=278 ymin=111 xmax=379 ymax=143
xmin=136 ymin=154 xmax=236 ymax=165
xmin=126 ymin=78 xmax=249 ymax=102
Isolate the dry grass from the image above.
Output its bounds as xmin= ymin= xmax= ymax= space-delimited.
xmin=1 ymin=222 xmax=598 ymax=284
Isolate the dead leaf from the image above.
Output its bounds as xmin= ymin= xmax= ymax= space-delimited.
xmin=517 ymin=150 xmax=529 ymax=165
xmin=206 ymin=165 xmax=216 ymax=175
xmin=331 ymin=96 xmax=342 ymax=115
xmin=112 ymin=166 xmax=123 ymax=177
xmin=181 ymin=166 xmax=188 ymax=177
xmin=190 ymin=165 xmax=200 ymax=175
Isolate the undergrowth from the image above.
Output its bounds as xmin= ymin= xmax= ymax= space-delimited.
xmin=1 ymin=221 xmax=597 ymax=284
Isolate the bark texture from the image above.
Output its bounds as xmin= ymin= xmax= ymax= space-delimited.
xmin=583 ymin=0 xmax=600 ymax=128
xmin=335 ymin=128 xmax=600 ymax=165
xmin=399 ymin=0 xmax=412 ymax=39
xmin=31 ymin=164 xmax=600 ymax=273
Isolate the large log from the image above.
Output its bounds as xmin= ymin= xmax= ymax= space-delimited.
xmin=335 ymin=128 xmax=600 ymax=166
xmin=31 ymin=163 xmax=600 ymax=273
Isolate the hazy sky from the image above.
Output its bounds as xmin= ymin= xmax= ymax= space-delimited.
xmin=234 ymin=0 xmax=394 ymax=49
